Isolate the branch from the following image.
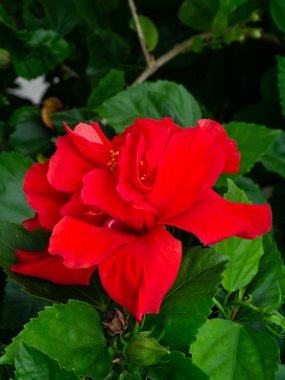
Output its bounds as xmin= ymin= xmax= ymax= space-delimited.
xmin=133 ymin=32 xmax=213 ymax=85
xmin=132 ymin=29 xmax=282 ymax=85
xmin=127 ymin=0 xmax=154 ymax=68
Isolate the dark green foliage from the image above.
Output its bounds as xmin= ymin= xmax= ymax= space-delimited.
xmin=0 ymin=0 xmax=285 ymax=379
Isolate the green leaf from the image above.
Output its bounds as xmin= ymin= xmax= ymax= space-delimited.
xmin=87 ymin=69 xmax=125 ymax=116
xmin=0 ymin=222 xmax=108 ymax=306
xmin=0 ymin=152 xmax=33 ymax=224
xmin=152 ymin=247 xmax=227 ymax=351
xmin=235 ymin=177 xmax=267 ymax=204
xmin=130 ymin=15 xmax=159 ymax=52
xmin=9 ymin=106 xmax=52 ymax=156
xmin=15 ymin=343 xmax=79 ymax=380
xmin=147 ymin=351 xmax=208 ymax=380
xmin=0 ymin=300 xmax=111 ymax=379
xmin=0 ymin=4 xmax=17 ymax=31
xmin=178 ymin=0 xmax=219 ymax=31
xmin=87 ymin=30 xmax=130 ymax=76
xmin=215 ymin=180 xmax=264 ymax=292
xmin=191 ymin=319 xmax=279 ymax=380
xmin=270 ymin=0 xmax=285 ymax=33
xmin=276 ymin=364 xmax=285 ymax=380
xmin=11 ymin=29 xmax=70 ymax=79
xmin=217 ymin=122 xmax=280 ymax=186
xmin=262 ymin=131 xmax=285 ymax=179
xmin=51 ymin=108 xmax=85 ymax=133
xmin=39 ymin=0 xmax=79 ymax=35
xmin=0 ymin=279 xmax=48 ymax=331
xmin=219 ymin=0 xmax=249 ymax=15
xmin=276 ymin=55 xmax=285 ymax=117
xmin=247 ymin=234 xmax=285 ymax=309
xmin=98 ymin=80 xmax=202 ymax=133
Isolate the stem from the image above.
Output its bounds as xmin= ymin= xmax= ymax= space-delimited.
xmin=133 ymin=32 xmax=212 ymax=84
xmin=231 ymin=300 xmax=261 ymax=314
xmin=127 ymin=0 xmax=154 ymax=68
xmin=213 ymin=297 xmax=229 ymax=319
xmin=132 ymin=30 xmax=281 ymax=85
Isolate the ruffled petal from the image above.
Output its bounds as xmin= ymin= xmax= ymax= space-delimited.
xmin=11 ymin=250 xmax=95 ymax=285
xmin=147 ymin=127 xmax=225 ymax=219
xmin=99 ymin=226 xmax=182 ymax=322
xmin=47 ymin=136 xmax=95 ymax=192
xmin=115 ymin=118 xmax=180 ymax=202
xmin=23 ymin=214 xmax=41 ymax=231
xmin=165 ymin=188 xmax=272 ymax=245
xmin=23 ymin=161 xmax=69 ymax=231
xmin=49 ymin=216 xmax=133 ymax=268
xmin=196 ymin=119 xmax=240 ymax=174
xmin=82 ymin=169 xmax=157 ymax=232
xmin=65 ymin=122 xmax=111 ymax=166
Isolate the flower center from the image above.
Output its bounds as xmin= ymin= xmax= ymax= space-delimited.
xmin=107 ymin=149 xmax=119 ymax=172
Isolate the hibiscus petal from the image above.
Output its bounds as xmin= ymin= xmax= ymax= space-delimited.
xmin=147 ymin=127 xmax=225 ymax=219
xmin=72 ymin=122 xmax=111 ymax=145
xmin=82 ymin=169 xmax=157 ymax=232
xmin=116 ymin=118 xmax=180 ymax=202
xmin=48 ymin=136 xmax=95 ymax=192
xmin=99 ymin=226 xmax=182 ymax=322
xmin=165 ymin=188 xmax=272 ymax=245
xmin=196 ymin=119 xmax=240 ymax=174
xmin=23 ymin=214 xmax=41 ymax=231
xmin=23 ymin=161 xmax=69 ymax=231
xmin=11 ymin=250 xmax=95 ymax=285
xmin=65 ymin=122 xmax=111 ymax=166
xmin=49 ymin=216 xmax=133 ymax=268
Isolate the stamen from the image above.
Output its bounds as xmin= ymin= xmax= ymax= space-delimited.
xmin=108 ymin=149 xmax=120 ymax=172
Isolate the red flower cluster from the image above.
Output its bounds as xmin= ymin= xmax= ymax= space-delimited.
xmin=12 ymin=118 xmax=271 ymax=321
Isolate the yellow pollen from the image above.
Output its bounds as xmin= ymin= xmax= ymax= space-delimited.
xmin=108 ymin=149 xmax=120 ymax=172
xmin=139 ymin=160 xmax=144 ymax=166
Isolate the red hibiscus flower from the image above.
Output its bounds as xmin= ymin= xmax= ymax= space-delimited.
xmin=12 ymin=118 xmax=271 ymax=321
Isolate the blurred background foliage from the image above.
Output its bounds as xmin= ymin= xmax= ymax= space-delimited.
xmin=1 ymin=0 xmax=285 ymax=376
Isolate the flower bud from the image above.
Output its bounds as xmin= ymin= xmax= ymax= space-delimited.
xmin=126 ymin=337 xmax=169 ymax=367
xmin=250 ymin=11 xmax=260 ymax=22
xmin=0 ymin=49 xmax=10 ymax=68
xmin=249 ymin=28 xmax=262 ymax=39
xmin=264 ymin=310 xmax=285 ymax=332
xmin=103 ymin=308 xmax=128 ymax=336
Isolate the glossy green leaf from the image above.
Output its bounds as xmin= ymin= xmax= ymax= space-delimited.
xmin=262 ymin=131 xmax=285 ymax=179
xmin=0 ymin=279 xmax=48 ymax=331
xmin=11 ymin=29 xmax=70 ymax=79
xmin=98 ymin=80 xmax=202 ymax=133
xmin=0 ymin=153 xmax=33 ymax=224
xmin=153 ymin=247 xmax=227 ymax=351
xmin=191 ymin=319 xmax=280 ymax=380
xmin=87 ymin=69 xmax=125 ymax=116
xmin=130 ymin=15 xmax=159 ymax=52
xmin=39 ymin=0 xmax=79 ymax=35
xmin=15 ymin=343 xmax=79 ymax=380
xmin=9 ymin=106 xmax=52 ymax=156
xmin=147 ymin=351 xmax=208 ymax=380
xmin=178 ymin=0 xmax=219 ymax=31
xmin=235 ymin=177 xmax=267 ymax=204
xmin=217 ymin=122 xmax=279 ymax=186
xmin=0 ymin=300 xmax=111 ymax=379
xmin=0 ymin=222 xmax=108 ymax=306
xmin=270 ymin=0 xmax=285 ymax=33
xmin=215 ymin=180 xmax=264 ymax=292
xmin=247 ymin=234 xmax=285 ymax=309
xmin=276 ymin=56 xmax=285 ymax=117
xmin=87 ymin=30 xmax=130 ymax=76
